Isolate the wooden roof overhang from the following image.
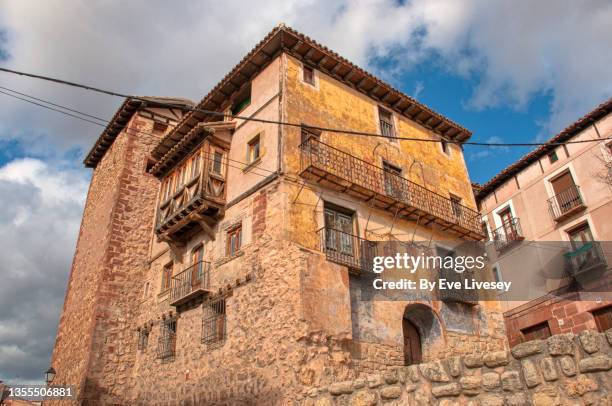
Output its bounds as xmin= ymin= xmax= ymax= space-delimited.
xmin=83 ymin=96 xmax=195 ymax=168
xmin=148 ymin=121 xmax=234 ymax=178
xmin=151 ymin=24 xmax=472 ymax=163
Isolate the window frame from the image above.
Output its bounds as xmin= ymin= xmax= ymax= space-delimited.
xmin=226 ymin=224 xmax=242 ymax=257
xmin=378 ymin=106 xmax=396 ymax=141
xmin=161 ymin=262 xmax=173 ymax=292
xmin=247 ymin=134 xmax=261 ymax=164
xmin=303 ymin=64 xmax=315 ymax=86
xmin=548 ymin=150 xmax=559 ymax=164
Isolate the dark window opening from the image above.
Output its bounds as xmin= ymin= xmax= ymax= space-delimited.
xmin=153 ymin=121 xmax=168 ymax=133
xmin=300 ymin=124 xmax=321 ymax=145
xmin=202 ymin=297 xmax=226 ymax=348
xmin=211 ymin=151 xmax=224 ymax=175
xmin=157 ymin=319 xmax=177 ymax=360
xmin=303 ymin=65 xmax=315 ymax=85
xmin=441 ymin=140 xmax=449 ymax=154
xmin=521 ymin=321 xmax=551 ymax=342
xmin=231 ymin=85 xmax=251 ymax=115
xmin=548 ymin=150 xmax=558 ymax=164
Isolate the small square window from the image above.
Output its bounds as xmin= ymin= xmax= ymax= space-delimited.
xmin=137 ymin=328 xmax=150 ymax=351
xmin=226 ymin=225 xmax=242 ymax=257
xmin=303 ymin=65 xmax=315 ymax=85
xmin=548 ymin=150 xmax=558 ymax=163
xmin=248 ymin=135 xmax=261 ymax=163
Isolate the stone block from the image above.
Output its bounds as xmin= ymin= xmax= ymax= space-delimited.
xmin=447 ymin=356 xmax=461 ymax=377
xmin=501 ymin=371 xmax=522 ymax=392
xmin=367 ymin=375 xmax=384 ymax=389
xmin=383 ymin=370 xmax=398 ymax=384
xmin=511 ymin=340 xmax=544 ymax=359
xmin=606 ymin=328 xmax=612 ymax=346
xmin=483 ymin=351 xmax=509 ymax=367
xmin=532 ymin=385 xmax=562 ymax=406
xmin=477 ymin=394 xmax=504 ymax=406
xmin=379 ymin=385 xmax=402 ymax=400
xmin=558 ymin=356 xmax=576 ymax=377
xmin=505 ymin=392 xmax=530 ymax=406
xmin=565 ymin=375 xmax=598 ymax=397
xmin=521 ymin=359 xmax=542 ymax=388
xmin=578 ymin=330 xmax=601 ymax=354
xmin=481 ymin=372 xmax=500 ymax=390
xmin=418 ymin=360 xmax=450 ymax=382
xmin=578 ymin=355 xmax=611 ymax=372
xmin=459 ymin=376 xmax=481 ymax=396
xmin=349 ymin=391 xmax=377 ymax=406
xmin=463 ymin=354 xmax=483 ymax=368
xmin=547 ymin=334 xmax=574 ymax=356
xmin=539 ymin=357 xmax=558 ymax=381
xmin=329 ymin=381 xmax=353 ymax=395
xmin=431 ymin=383 xmax=461 ymax=398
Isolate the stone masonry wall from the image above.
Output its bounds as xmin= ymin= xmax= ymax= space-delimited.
xmin=304 ymin=330 xmax=612 ymax=405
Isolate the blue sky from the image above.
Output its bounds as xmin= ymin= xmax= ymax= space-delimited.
xmin=0 ymin=0 xmax=610 ymax=384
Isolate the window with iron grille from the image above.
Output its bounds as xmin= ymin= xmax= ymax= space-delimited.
xmin=157 ymin=318 xmax=177 ymax=361
xmin=378 ymin=107 xmax=395 ymax=140
xmin=202 ymin=298 xmax=226 ymax=348
xmin=137 ymin=328 xmax=150 ymax=351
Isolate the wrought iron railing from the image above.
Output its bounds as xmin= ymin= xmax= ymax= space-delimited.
xmin=380 ymin=120 xmax=394 ymax=138
xmin=317 ymin=227 xmax=378 ymax=272
xmin=547 ymin=185 xmax=584 ymax=221
xmin=564 ymin=241 xmax=607 ymax=277
xmin=156 ymin=319 xmax=177 ymax=360
xmin=492 ymin=218 xmax=524 ymax=251
xmin=169 ymin=261 xmax=211 ymax=305
xmin=301 ymin=138 xmax=482 ymax=236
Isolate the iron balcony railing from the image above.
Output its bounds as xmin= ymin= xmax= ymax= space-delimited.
xmin=492 ymin=218 xmax=524 ymax=252
xmin=300 ymin=138 xmax=482 ymax=238
xmin=317 ymin=227 xmax=378 ymax=272
xmin=169 ymin=261 xmax=211 ymax=306
xmin=564 ymin=242 xmax=607 ymax=278
xmin=547 ymin=185 xmax=585 ymax=221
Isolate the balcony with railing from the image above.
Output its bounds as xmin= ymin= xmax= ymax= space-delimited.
xmin=169 ymin=261 xmax=211 ymax=307
xmin=300 ymin=138 xmax=484 ymax=239
xmin=317 ymin=227 xmax=378 ymax=273
xmin=492 ymin=218 xmax=525 ymax=252
xmin=564 ymin=242 xmax=607 ymax=278
xmin=547 ymin=185 xmax=585 ymax=222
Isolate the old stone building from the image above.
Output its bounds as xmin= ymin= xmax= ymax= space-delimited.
xmin=50 ymin=25 xmax=506 ymax=405
xmin=476 ymin=98 xmax=612 ymax=347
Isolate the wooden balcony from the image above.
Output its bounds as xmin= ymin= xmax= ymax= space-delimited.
xmin=547 ymin=185 xmax=585 ymax=222
xmin=300 ymin=138 xmax=484 ymax=240
xmin=155 ymin=139 xmax=229 ymax=242
xmin=492 ymin=218 xmax=525 ymax=252
xmin=169 ymin=261 xmax=211 ymax=307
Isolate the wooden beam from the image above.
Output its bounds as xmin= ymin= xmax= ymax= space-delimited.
xmin=193 ymin=213 xmax=216 ymax=240
xmin=317 ymin=55 xmax=329 ymax=67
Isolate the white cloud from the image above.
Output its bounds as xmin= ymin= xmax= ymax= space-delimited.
xmin=0 ymin=158 xmax=88 ymax=383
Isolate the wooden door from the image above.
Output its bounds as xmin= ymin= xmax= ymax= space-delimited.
xmin=402 ymin=318 xmax=422 ymax=365
xmin=551 ymin=171 xmax=578 ymax=212
xmin=324 ymin=208 xmax=354 ymax=256
xmin=499 ymin=207 xmax=515 ymax=239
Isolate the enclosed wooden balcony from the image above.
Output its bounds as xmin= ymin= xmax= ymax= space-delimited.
xmin=547 ymin=185 xmax=586 ymax=222
xmin=154 ymin=134 xmax=230 ymax=242
xmin=300 ymin=138 xmax=484 ymax=240
xmin=169 ymin=261 xmax=212 ymax=307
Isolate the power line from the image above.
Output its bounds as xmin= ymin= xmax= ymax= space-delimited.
xmin=1 ymin=67 xmax=610 ymax=147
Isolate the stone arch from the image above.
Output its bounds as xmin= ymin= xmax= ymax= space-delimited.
xmin=403 ymin=303 xmax=445 ymax=363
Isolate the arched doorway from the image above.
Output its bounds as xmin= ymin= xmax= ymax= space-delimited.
xmin=402 ymin=317 xmax=422 ymax=365
xmin=403 ymin=304 xmax=444 ymax=365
